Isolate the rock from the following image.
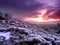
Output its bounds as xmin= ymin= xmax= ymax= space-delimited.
xmin=0 ymin=36 xmax=5 ymax=41
xmin=0 ymin=36 xmax=7 ymax=45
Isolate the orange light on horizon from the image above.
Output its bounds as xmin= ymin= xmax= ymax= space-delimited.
xmin=24 ymin=9 xmax=60 ymax=22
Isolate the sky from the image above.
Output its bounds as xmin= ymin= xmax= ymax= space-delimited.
xmin=0 ymin=0 xmax=60 ymax=22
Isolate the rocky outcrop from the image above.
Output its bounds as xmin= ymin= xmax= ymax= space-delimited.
xmin=0 ymin=20 xmax=60 ymax=45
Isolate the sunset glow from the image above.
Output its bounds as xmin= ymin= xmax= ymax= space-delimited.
xmin=25 ymin=17 xmax=60 ymax=22
xmin=24 ymin=9 xmax=60 ymax=22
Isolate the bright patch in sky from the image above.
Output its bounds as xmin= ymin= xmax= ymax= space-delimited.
xmin=24 ymin=9 xmax=60 ymax=22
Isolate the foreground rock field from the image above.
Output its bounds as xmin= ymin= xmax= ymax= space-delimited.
xmin=0 ymin=20 xmax=60 ymax=45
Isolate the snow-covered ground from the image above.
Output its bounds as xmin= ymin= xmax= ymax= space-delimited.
xmin=0 ymin=32 xmax=10 ymax=40
xmin=0 ymin=20 xmax=60 ymax=45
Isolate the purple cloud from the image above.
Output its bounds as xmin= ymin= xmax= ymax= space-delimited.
xmin=0 ymin=0 xmax=60 ymax=20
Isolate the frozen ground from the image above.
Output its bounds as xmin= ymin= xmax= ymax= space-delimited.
xmin=0 ymin=32 xmax=10 ymax=40
xmin=0 ymin=20 xmax=60 ymax=45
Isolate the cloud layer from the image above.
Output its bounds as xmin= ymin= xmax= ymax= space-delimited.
xmin=0 ymin=0 xmax=60 ymax=20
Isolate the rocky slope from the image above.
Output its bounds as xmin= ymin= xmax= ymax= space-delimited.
xmin=0 ymin=20 xmax=60 ymax=45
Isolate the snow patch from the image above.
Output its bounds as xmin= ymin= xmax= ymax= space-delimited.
xmin=0 ymin=32 xmax=11 ymax=40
